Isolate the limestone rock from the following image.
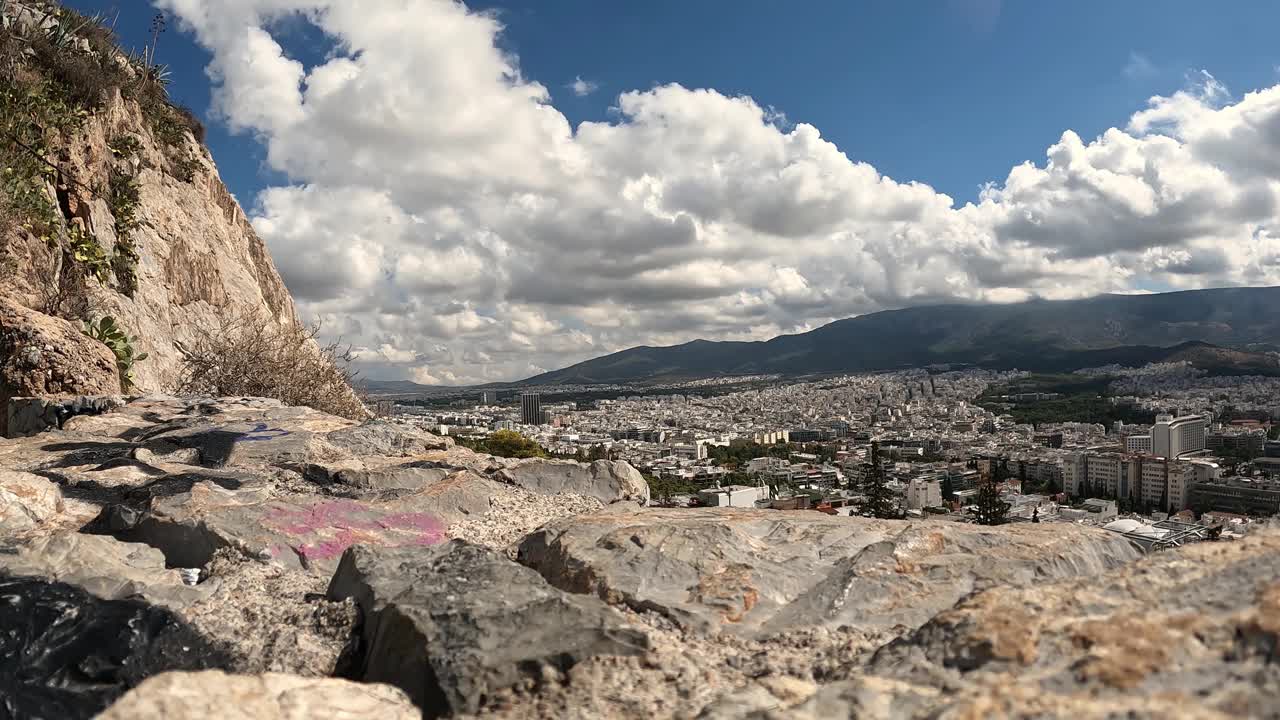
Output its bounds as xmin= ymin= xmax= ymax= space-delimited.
xmin=704 ymin=676 xmax=942 ymax=720
xmin=406 ymin=444 xmax=512 ymax=474
xmin=0 ymin=396 xmax=618 ymax=575
xmin=180 ymin=551 xmax=359 ymax=677
xmin=0 ymin=297 xmax=120 ymax=436
xmin=320 ymin=464 xmax=453 ymax=492
xmin=518 ymin=508 xmax=1141 ymax=637
xmin=96 ymin=671 xmax=418 ymax=720
xmin=853 ymin=528 xmax=1280 ymax=719
xmin=328 ymin=540 xmax=651 ymax=716
xmin=324 ymin=420 xmax=452 ymax=457
xmin=121 ymin=471 xmax=498 ymax=573
xmin=0 ymin=65 xmax=298 ymax=395
xmin=0 ymin=470 xmax=65 ymax=534
xmin=5 ymin=394 xmax=125 ymax=438
xmin=497 ymin=458 xmax=650 ymax=505
xmin=0 ymin=532 xmax=209 ymax=608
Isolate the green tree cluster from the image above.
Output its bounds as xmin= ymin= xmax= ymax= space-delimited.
xmin=644 ymin=473 xmax=720 ymax=505
xmin=458 ymin=430 xmax=546 ymax=459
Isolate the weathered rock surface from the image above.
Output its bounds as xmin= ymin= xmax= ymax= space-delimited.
xmin=0 ymin=298 xmax=120 ymax=437
xmin=0 ymin=396 xmax=649 ymax=581
xmin=324 ymin=420 xmax=454 ymax=457
xmin=449 ymin=486 xmax=604 ymax=557
xmin=0 ymin=470 xmax=65 ymax=535
xmin=0 ymin=532 xmax=209 ymax=608
xmin=96 ymin=670 xmax=418 ymax=720
xmin=497 ymin=459 xmax=650 ymax=505
xmin=0 ymin=54 xmax=296 ymax=398
xmin=14 ymin=396 xmax=1275 ymax=719
xmin=519 ymin=508 xmax=1141 ymax=637
xmin=844 ymin=527 xmax=1280 ymax=719
xmin=5 ymin=395 xmax=125 ymax=439
xmin=329 ymin=541 xmax=651 ymax=717
xmin=180 ymin=550 xmax=358 ymax=677
xmin=121 ymin=472 xmax=496 ymax=573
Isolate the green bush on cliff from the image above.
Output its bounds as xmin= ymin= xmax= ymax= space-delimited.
xmin=82 ymin=315 xmax=147 ymax=391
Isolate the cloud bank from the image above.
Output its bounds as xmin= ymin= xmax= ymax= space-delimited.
xmin=158 ymin=0 xmax=1280 ymax=384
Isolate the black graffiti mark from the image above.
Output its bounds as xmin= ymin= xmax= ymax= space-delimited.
xmin=238 ymin=423 xmax=292 ymax=442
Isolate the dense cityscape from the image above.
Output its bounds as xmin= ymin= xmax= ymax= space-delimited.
xmin=388 ymin=361 xmax=1280 ymax=547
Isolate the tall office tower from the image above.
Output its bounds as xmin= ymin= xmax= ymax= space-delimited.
xmin=481 ymin=390 xmax=497 ymax=405
xmin=520 ymin=392 xmax=543 ymax=425
xmin=1151 ymin=415 xmax=1207 ymax=459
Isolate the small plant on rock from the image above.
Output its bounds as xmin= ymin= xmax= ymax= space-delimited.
xmin=108 ymin=171 xmax=141 ymax=295
xmin=67 ymin=223 xmax=110 ymax=283
xmin=109 ymin=134 xmax=142 ymax=157
xmin=83 ymin=315 xmax=148 ymax=391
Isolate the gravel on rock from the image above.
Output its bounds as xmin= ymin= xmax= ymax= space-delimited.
xmin=455 ymin=607 xmax=879 ymax=720
xmin=448 ymin=487 xmax=604 ymax=555
xmin=179 ymin=549 xmax=358 ymax=676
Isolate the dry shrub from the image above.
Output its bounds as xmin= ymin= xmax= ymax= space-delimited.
xmin=29 ymin=34 xmax=128 ymax=108
xmin=38 ymin=247 xmax=90 ymax=320
xmin=177 ymin=310 xmax=369 ymax=420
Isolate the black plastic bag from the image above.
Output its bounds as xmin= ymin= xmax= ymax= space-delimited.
xmin=0 ymin=576 xmax=232 ymax=720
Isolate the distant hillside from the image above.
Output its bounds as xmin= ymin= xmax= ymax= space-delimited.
xmin=521 ymin=287 xmax=1280 ymax=385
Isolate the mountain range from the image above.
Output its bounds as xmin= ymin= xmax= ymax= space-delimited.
xmin=517 ymin=286 xmax=1280 ymax=386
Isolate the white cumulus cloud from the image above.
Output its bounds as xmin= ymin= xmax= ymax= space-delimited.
xmin=569 ymin=75 xmax=598 ymax=97
xmin=157 ymin=0 xmax=1280 ymax=384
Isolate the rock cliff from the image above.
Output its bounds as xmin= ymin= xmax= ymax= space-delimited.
xmin=0 ymin=1 xmax=302 ymax=412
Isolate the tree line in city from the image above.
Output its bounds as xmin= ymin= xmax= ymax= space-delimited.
xmin=459 ymin=431 xmax=1013 ymax=525
xmin=454 ymin=430 xmax=614 ymax=462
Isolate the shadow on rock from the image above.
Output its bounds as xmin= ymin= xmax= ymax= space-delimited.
xmin=37 ymin=442 xmax=138 ymax=469
xmin=140 ymin=430 xmax=246 ymax=468
xmin=83 ymin=472 xmax=249 ymax=538
xmin=89 ymin=458 xmax=168 ymax=477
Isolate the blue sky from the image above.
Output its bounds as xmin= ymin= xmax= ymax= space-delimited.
xmin=59 ymin=0 xmax=1280 ymax=383
xmin=70 ymin=0 xmax=1280 ymax=206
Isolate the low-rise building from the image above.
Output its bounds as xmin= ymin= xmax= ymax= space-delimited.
xmin=697 ymin=484 xmax=770 ymax=508
xmin=1188 ymin=477 xmax=1280 ymax=517
xmin=1125 ymin=434 xmax=1153 ymax=453
xmin=1059 ymin=498 xmax=1118 ymax=523
xmin=905 ymin=477 xmax=941 ymax=510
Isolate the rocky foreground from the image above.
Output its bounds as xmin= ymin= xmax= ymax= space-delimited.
xmin=0 ymin=397 xmax=1278 ymax=719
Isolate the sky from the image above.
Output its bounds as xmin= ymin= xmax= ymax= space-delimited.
xmin=65 ymin=0 xmax=1280 ymax=384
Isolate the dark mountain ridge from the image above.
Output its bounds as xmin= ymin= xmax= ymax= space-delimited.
xmin=520 ymin=286 xmax=1280 ymax=385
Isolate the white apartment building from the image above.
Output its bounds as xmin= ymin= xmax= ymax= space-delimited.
xmin=905 ymin=478 xmax=942 ymax=510
xmin=667 ymin=442 xmax=708 ymax=461
xmin=1125 ymin=434 xmax=1153 ymax=453
xmin=1064 ymin=451 xmax=1205 ymax=512
xmin=1022 ymin=458 xmax=1064 ymax=487
xmin=1065 ymin=453 xmax=1125 ymax=498
xmin=1136 ymin=458 xmax=1195 ymax=513
xmin=746 ymin=456 xmax=788 ymax=474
